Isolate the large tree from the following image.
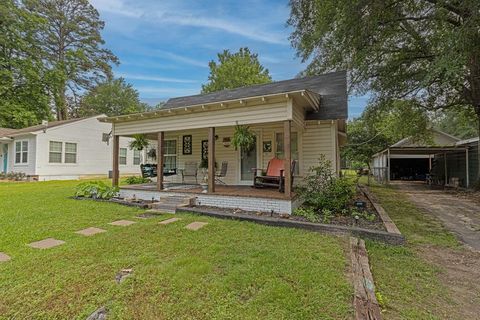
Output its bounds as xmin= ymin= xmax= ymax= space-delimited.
xmin=202 ymin=47 xmax=272 ymax=93
xmin=288 ymin=0 xmax=480 ymax=179
xmin=24 ymin=0 xmax=118 ymax=121
xmin=0 ymin=0 xmax=51 ymax=128
xmin=435 ymin=106 xmax=478 ymax=139
xmin=78 ymin=78 xmax=148 ymax=117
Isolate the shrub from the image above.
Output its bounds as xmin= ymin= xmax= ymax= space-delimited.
xmin=75 ymin=181 xmax=118 ymax=199
xmin=124 ymin=176 xmax=151 ymax=185
xmin=297 ymin=156 xmax=355 ymax=213
xmin=293 ymin=207 xmax=319 ymax=222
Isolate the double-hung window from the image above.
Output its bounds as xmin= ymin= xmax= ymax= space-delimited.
xmin=64 ymin=143 xmax=77 ymax=164
xmin=49 ymin=141 xmax=63 ymax=163
xmin=275 ymin=132 xmax=299 ymax=174
xmin=164 ymin=140 xmax=177 ymax=170
xmin=133 ymin=150 xmax=141 ymax=165
xmin=119 ymin=148 xmax=127 ymax=165
xmin=15 ymin=140 xmax=28 ymax=164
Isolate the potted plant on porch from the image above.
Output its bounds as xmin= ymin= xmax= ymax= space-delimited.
xmin=199 ymin=158 xmax=209 ymax=192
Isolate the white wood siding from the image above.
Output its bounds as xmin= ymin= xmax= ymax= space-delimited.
xmin=8 ymin=135 xmax=37 ymax=175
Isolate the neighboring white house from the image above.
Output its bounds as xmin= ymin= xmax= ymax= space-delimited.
xmin=0 ymin=115 xmax=144 ymax=181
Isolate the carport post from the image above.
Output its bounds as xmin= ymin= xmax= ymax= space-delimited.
xmin=444 ymin=152 xmax=448 ymax=186
xmin=387 ymin=148 xmax=391 ymax=183
xmin=466 ymin=148 xmax=470 ymax=188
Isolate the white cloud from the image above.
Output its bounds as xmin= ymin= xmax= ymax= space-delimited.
xmin=118 ymin=73 xmax=198 ymax=83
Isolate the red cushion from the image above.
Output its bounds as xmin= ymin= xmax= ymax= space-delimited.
xmin=266 ymin=158 xmax=285 ymax=177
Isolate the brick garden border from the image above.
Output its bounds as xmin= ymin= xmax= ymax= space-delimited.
xmin=180 ymin=206 xmax=405 ymax=245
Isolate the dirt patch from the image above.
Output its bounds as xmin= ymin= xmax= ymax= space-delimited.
xmin=418 ymin=245 xmax=480 ymax=319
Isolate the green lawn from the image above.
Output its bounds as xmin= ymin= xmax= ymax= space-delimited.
xmin=365 ymin=182 xmax=463 ymax=319
xmin=0 ymin=180 xmax=352 ymax=319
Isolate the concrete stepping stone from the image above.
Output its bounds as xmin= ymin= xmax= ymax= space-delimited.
xmin=159 ymin=217 xmax=181 ymax=225
xmin=185 ymin=222 xmax=208 ymax=231
xmin=86 ymin=306 xmax=107 ymax=320
xmin=0 ymin=252 xmax=11 ymax=262
xmin=115 ymin=268 xmax=133 ymax=283
xmin=108 ymin=220 xmax=136 ymax=227
xmin=75 ymin=227 xmax=106 ymax=237
xmin=28 ymin=238 xmax=65 ymax=249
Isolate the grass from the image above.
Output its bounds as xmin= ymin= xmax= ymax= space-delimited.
xmin=365 ymin=181 xmax=462 ymax=319
xmin=0 ymin=180 xmax=352 ymax=319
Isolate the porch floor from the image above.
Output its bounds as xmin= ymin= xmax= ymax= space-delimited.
xmin=121 ymin=183 xmax=295 ymax=200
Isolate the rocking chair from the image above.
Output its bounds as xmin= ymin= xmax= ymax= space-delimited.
xmin=252 ymin=158 xmax=296 ymax=192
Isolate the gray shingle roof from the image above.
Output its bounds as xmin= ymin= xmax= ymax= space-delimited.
xmin=163 ymin=70 xmax=348 ymax=120
xmin=0 ymin=117 xmax=94 ymax=138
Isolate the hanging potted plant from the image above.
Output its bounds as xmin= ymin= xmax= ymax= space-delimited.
xmin=129 ymin=134 xmax=149 ymax=151
xmin=231 ymin=125 xmax=256 ymax=155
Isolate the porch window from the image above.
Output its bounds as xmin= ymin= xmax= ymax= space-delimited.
xmin=65 ymin=142 xmax=77 ymax=164
xmin=119 ymin=148 xmax=127 ymax=165
xmin=133 ymin=149 xmax=141 ymax=165
xmin=164 ymin=140 xmax=177 ymax=170
xmin=15 ymin=140 xmax=29 ymax=164
xmin=275 ymin=132 xmax=299 ymax=174
xmin=49 ymin=141 xmax=63 ymax=163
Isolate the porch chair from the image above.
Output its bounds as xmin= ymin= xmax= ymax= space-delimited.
xmin=180 ymin=161 xmax=198 ymax=183
xmin=252 ymin=158 xmax=297 ymax=192
xmin=215 ymin=161 xmax=228 ymax=185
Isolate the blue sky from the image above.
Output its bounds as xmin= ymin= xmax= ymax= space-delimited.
xmin=91 ymin=0 xmax=368 ymax=117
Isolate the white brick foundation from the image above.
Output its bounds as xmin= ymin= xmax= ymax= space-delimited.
xmin=119 ymin=188 xmax=302 ymax=214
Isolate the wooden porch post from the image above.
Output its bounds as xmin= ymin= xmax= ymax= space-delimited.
xmin=157 ymin=131 xmax=164 ymax=191
xmin=284 ymin=120 xmax=292 ymax=197
xmin=112 ymin=135 xmax=119 ymax=187
xmin=208 ymin=127 xmax=215 ymax=193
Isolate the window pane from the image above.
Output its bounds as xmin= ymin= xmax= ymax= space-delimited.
xmin=164 ymin=155 xmax=176 ymax=170
xmin=50 ymin=141 xmax=62 ymax=152
xmin=133 ymin=150 xmax=141 ymax=165
xmin=16 ymin=142 xmax=21 ymax=151
xmin=65 ymin=143 xmax=77 ymax=153
xmin=65 ymin=153 xmax=76 ymax=164
xmin=22 ymin=141 xmax=28 ymax=150
xmin=49 ymin=152 xmax=62 ymax=163
xmin=15 ymin=152 xmax=21 ymax=163
xmin=164 ymin=140 xmax=176 ymax=155
xmin=119 ymin=148 xmax=127 ymax=165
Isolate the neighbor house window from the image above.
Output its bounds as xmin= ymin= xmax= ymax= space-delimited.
xmin=64 ymin=142 xmax=77 ymax=164
xmin=133 ymin=150 xmax=141 ymax=165
xmin=49 ymin=141 xmax=63 ymax=163
xmin=164 ymin=140 xmax=177 ymax=170
xmin=119 ymin=148 xmax=127 ymax=165
xmin=15 ymin=140 xmax=28 ymax=164
xmin=275 ymin=132 xmax=299 ymax=174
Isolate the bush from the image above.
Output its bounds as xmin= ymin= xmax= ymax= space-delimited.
xmin=297 ymin=156 xmax=355 ymax=213
xmin=124 ymin=176 xmax=151 ymax=185
xmin=75 ymin=181 xmax=119 ymax=199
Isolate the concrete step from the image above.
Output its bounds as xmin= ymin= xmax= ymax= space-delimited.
xmin=149 ymin=196 xmax=195 ymax=213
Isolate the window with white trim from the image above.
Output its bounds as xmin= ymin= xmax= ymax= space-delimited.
xmin=49 ymin=141 xmax=63 ymax=163
xmin=64 ymin=142 xmax=77 ymax=164
xmin=119 ymin=148 xmax=127 ymax=165
xmin=164 ymin=140 xmax=177 ymax=170
xmin=15 ymin=140 xmax=28 ymax=164
xmin=133 ymin=149 xmax=141 ymax=165
xmin=275 ymin=132 xmax=299 ymax=174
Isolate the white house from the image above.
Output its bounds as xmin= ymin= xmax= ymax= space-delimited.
xmin=0 ymin=115 xmax=143 ymax=181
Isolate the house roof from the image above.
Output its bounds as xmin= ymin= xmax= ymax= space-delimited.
xmin=456 ymin=136 xmax=479 ymax=146
xmin=163 ymin=71 xmax=347 ymax=120
xmin=101 ymin=71 xmax=348 ymax=124
xmin=0 ymin=116 xmax=102 ymax=139
xmin=390 ymin=129 xmax=460 ymax=148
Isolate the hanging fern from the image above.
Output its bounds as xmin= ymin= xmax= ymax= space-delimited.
xmin=129 ymin=134 xmax=149 ymax=151
xmin=231 ymin=125 xmax=256 ymax=152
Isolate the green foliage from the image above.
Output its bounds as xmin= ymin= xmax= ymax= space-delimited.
xmin=79 ymin=78 xmax=147 ymax=117
xmin=231 ymin=125 xmax=256 ymax=152
xmin=297 ymin=156 xmax=355 ymax=212
xmin=0 ymin=0 xmax=52 ymax=128
xmin=202 ymin=47 xmax=272 ymax=93
xmin=293 ymin=207 xmax=319 ymax=222
xmin=75 ymin=181 xmax=118 ymax=199
xmin=128 ymin=134 xmax=149 ymax=151
xmin=435 ymin=106 xmax=478 ymax=139
xmin=124 ymin=176 xmax=151 ymax=185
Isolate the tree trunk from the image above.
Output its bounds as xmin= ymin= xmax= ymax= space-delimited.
xmin=476 ymin=107 xmax=480 ymax=184
xmin=54 ymin=81 xmax=68 ymax=121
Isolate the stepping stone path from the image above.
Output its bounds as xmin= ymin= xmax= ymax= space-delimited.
xmin=115 ymin=268 xmax=133 ymax=283
xmin=185 ymin=222 xmax=208 ymax=231
xmin=159 ymin=218 xmax=181 ymax=225
xmin=0 ymin=252 xmax=11 ymax=262
xmin=86 ymin=306 xmax=107 ymax=320
xmin=108 ymin=220 xmax=136 ymax=227
xmin=28 ymin=238 xmax=65 ymax=249
xmin=75 ymin=227 xmax=106 ymax=237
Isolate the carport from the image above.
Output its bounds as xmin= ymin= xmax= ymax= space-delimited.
xmin=373 ymin=146 xmax=470 ymax=187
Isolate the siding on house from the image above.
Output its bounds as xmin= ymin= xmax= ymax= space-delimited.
xmin=8 ymin=135 xmax=37 ymax=176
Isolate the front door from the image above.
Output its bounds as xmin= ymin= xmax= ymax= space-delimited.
xmin=239 ymin=136 xmax=257 ymax=184
xmin=2 ymin=144 xmax=7 ymax=173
